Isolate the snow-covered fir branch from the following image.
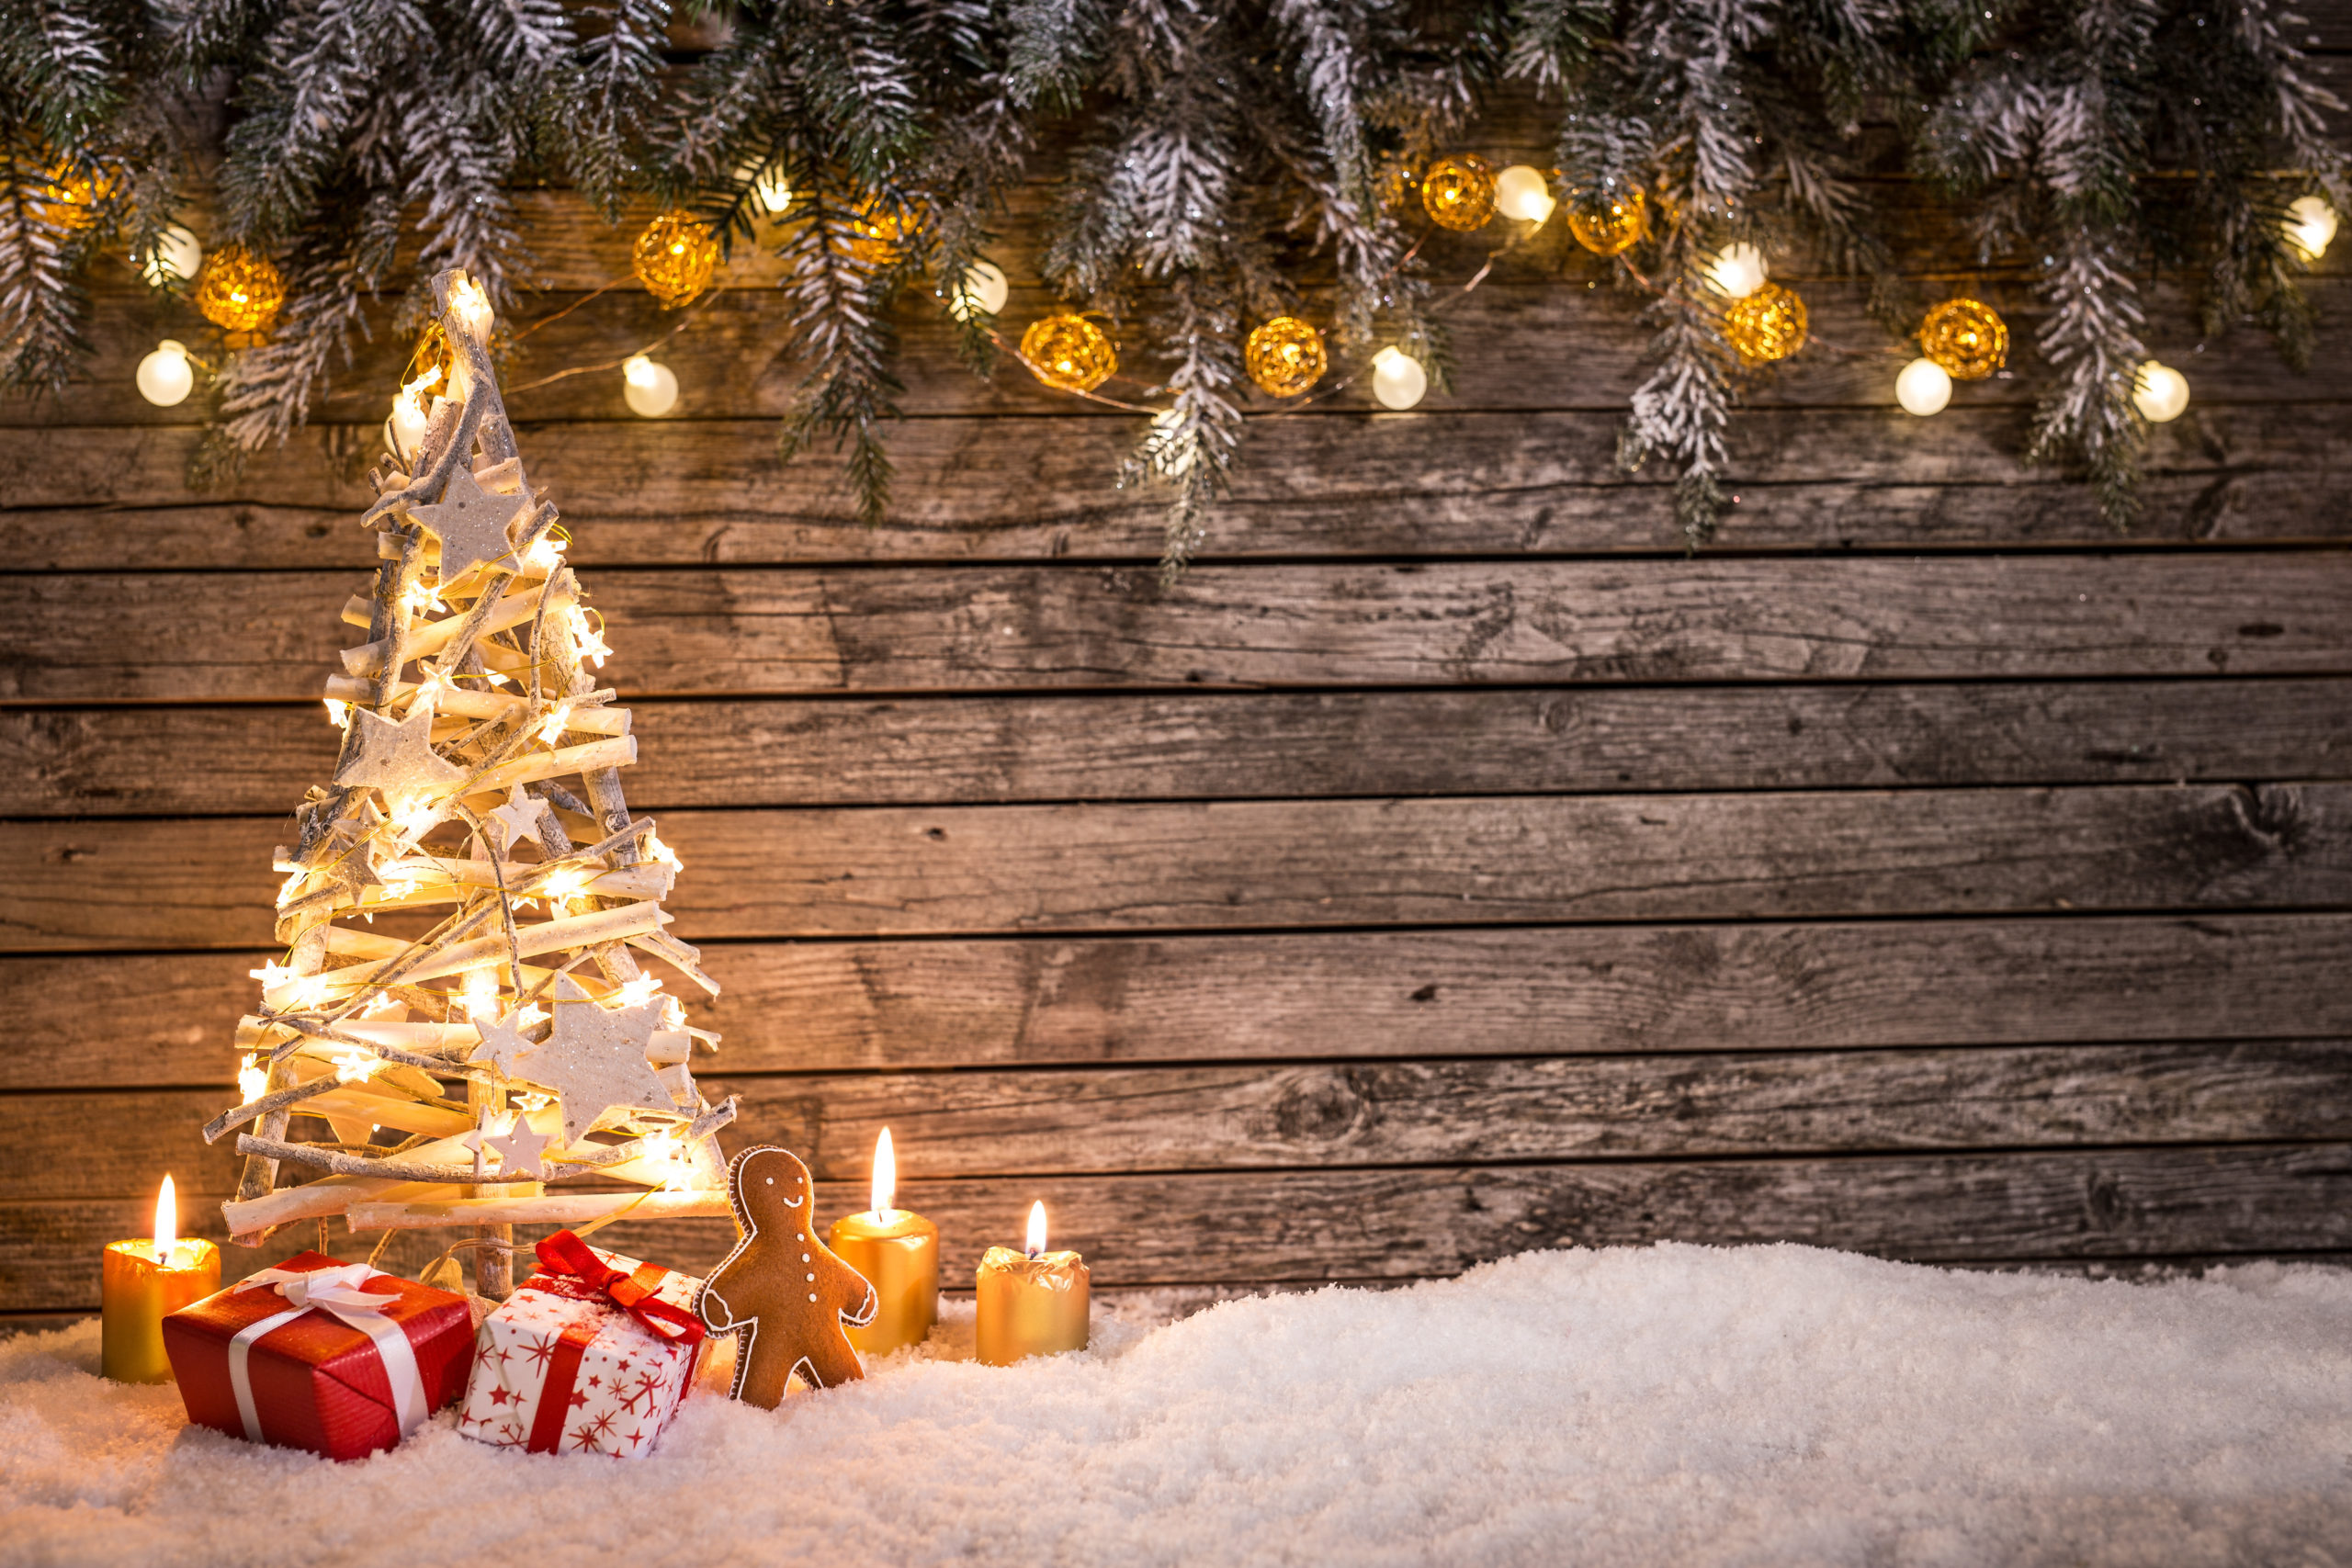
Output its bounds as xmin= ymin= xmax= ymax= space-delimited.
xmin=0 ymin=1 xmax=2345 ymax=552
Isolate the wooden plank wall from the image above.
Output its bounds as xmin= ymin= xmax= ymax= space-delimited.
xmin=7 ymin=67 xmax=2352 ymax=1324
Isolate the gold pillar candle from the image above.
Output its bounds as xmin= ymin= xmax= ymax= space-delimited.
xmin=974 ymin=1201 xmax=1089 ymax=1367
xmin=827 ymin=1129 xmax=939 ymax=1353
xmin=102 ymin=1177 xmax=221 ymax=1382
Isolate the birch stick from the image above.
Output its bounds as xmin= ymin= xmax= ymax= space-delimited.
xmin=346 ymin=1190 xmax=731 ymax=1232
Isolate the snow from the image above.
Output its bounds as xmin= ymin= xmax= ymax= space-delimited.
xmin=5 ymin=1244 xmax=2348 ymax=1567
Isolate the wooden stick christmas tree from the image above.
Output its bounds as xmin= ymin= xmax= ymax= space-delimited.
xmin=206 ymin=269 xmax=732 ymax=1293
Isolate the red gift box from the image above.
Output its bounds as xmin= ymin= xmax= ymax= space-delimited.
xmin=163 ymin=1251 xmax=472 ymax=1461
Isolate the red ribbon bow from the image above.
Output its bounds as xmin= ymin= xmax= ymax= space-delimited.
xmin=533 ymin=1230 xmax=706 ymax=1347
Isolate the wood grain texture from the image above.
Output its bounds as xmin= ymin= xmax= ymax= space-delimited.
xmin=8 ymin=679 xmax=2348 ymax=817
xmin=11 ymin=1144 xmax=2352 ymax=1303
xmin=7 ymin=405 xmax=2352 ymax=571
xmin=17 ymin=1043 xmax=2352 ymax=1203
xmin=6 ymin=784 xmax=2347 ymax=951
xmin=23 ymin=275 xmax=2352 ymax=428
xmin=7 ymin=555 xmax=2350 ymax=703
xmin=12 ymin=913 xmax=2347 ymax=1088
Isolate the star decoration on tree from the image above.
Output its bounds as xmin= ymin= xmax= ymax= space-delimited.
xmin=489 ymin=784 xmax=548 ymax=849
xmin=334 ymin=702 xmax=464 ymax=800
xmin=485 ymin=1113 xmax=552 ymax=1179
xmin=513 ymin=996 xmax=676 ymax=1147
xmin=408 ymin=462 xmax=525 ymax=582
xmin=470 ymin=1010 xmax=537 ymax=1078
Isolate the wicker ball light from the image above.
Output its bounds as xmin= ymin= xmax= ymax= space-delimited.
xmin=1244 ymin=317 xmax=1327 ymax=398
xmin=193 ymin=244 xmax=285 ymax=333
xmin=1918 ymin=297 xmax=2008 ymax=380
xmin=1565 ymin=187 xmax=1647 ymax=256
xmin=1420 ymin=155 xmax=1497 ymax=231
xmin=1021 ymin=313 xmax=1117 ymax=392
xmin=40 ymin=162 xmax=118 ymax=229
xmin=1722 ymin=281 xmax=1808 ymax=364
xmin=847 ymin=201 xmax=908 ymax=265
xmin=633 ymin=211 xmax=718 ymax=308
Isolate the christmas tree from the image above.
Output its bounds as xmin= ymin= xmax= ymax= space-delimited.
xmin=204 ymin=269 xmax=732 ymax=1294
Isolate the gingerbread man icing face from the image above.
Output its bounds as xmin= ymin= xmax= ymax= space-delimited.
xmin=696 ymin=1145 xmax=877 ymax=1407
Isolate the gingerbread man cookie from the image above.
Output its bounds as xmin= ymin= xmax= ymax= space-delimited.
xmin=697 ymin=1145 xmax=877 ymax=1406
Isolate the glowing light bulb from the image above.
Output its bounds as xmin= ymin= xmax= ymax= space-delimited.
xmin=153 ymin=1175 xmax=177 ymax=1259
xmin=461 ymin=968 xmax=501 ymax=1021
xmin=622 ymin=355 xmax=679 ymax=417
xmin=1706 ymin=243 xmax=1768 ymax=299
xmin=537 ymin=701 xmax=573 ymax=744
xmin=639 ymin=1131 xmax=692 ymax=1191
xmin=524 ymin=531 xmax=566 ymax=572
xmin=871 ymin=1127 xmax=897 ymax=1220
xmin=1895 ymin=357 xmax=1952 ymax=417
xmin=616 ymin=975 xmax=662 ymax=1008
xmin=644 ymin=830 xmax=684 ymax=872
xmin=323 ymin=697 xmax=351 ymax=728
xmin=1025 ymin=1200 xmax=1049 ymax=1259
xmin=238 ymin=1055 xmax=269 ymax=1104
xmin=736 ymin=158 xmax=791 ymax=218
xmin=2287 ymin=196 xmax=2337 ymax=260
xmin=570 ymin=606 xmax=612 ymax=669
xmin=1492 ymin=165 xmax=1555 ymax=226
xmin=447 ymin=276 xmax=494 ymax=339
xmin=1371 ymin=346 xmax=1428 ymax=411
xmin=139 ymin=225 xmax=202 ymax=288
xmin=390 ymin=389 xmax=431 ymax=457
xmin=136 ymin=340 xmax=193 ymax=407
xmin=2133 ymin=360 xmax=2189 ymax=423
xmin=332 ymin=1047 xmax=380 ymax=1083
xmin=539 ymin=865 xmax=593 ymax=902
xmin=948 ymin=261 xmax=1010 ymax=321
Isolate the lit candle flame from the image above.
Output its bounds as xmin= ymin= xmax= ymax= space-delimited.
xmin=1025 ymin=1199 xmax=1047 ymax=1259
xmin=871 ymin=1127 xmax=896 ymax=1220
xmin=153 ymin=1174 xmax=176 ymax=1259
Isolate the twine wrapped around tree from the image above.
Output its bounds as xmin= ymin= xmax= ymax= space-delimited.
xmin=206 ymin=270 xmax=732 ymax=1295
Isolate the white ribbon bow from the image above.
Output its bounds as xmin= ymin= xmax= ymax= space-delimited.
xmin=228 ymin=1264 xmax=428 ymax=1444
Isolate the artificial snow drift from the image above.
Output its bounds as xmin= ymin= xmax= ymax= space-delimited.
xmin=6 ymin=1244 xmax=2349 ymax=1568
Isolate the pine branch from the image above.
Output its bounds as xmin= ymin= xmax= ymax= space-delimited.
xmin=214 ymin=189 xmax=401 ymax=449
xmin=0 ymin=128 xmax=86 ymax=395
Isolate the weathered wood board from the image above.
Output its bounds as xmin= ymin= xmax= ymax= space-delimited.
xmin=4 ymin=155 xmax=2349 ymax=1313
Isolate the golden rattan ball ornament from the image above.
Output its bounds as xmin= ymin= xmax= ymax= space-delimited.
xmin=1244 ymin=317 xmax=1327 ymax=399
xmin=40 ymin=162 xmax=119 ymax=229
xmin=1566 ymin=187 xmax=1647 ymax=255
xmin=1021 ymin=313 xmax=1117 ymax=392
xmin=1420 ymin=154 xmax=1496 ymax=231
xmin=193 ymin=244 xmax=285 ymax=333
xmin=1918 ymin=297 xmax=2007 ymax=381
xmin=1722 ymin=281 xmax=1808 ymax=365
xmin=847 ymin=200 xmax=909 ymax=265
xmin=633 ymin=210 xmax=718 ymax=308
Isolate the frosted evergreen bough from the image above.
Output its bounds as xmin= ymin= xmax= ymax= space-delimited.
xmin=2 ymin=1 xmax=2341 ymax=564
